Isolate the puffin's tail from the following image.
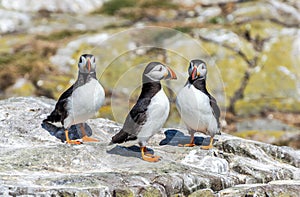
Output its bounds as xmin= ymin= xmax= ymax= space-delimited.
xmin=111 ymin=129 xmax=128 ymax=144
xmin=43 ymin=110 xmax=61 ymax=123
xmin=110 ymin=129 xmax=137 ymax=145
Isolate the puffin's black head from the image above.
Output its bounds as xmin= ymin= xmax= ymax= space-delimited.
xmin=78 ymin=54 xmax=96 ymax=73
xmin=143 ymin=62 xmax=177 ymax=83
xmin=188 ymin=59 xmax=207 ymax=80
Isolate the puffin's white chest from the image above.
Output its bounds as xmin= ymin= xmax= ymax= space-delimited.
xmin=137 ymin=89 xmax=170 ymax=142
xmin=176 ymin=84 xmax=217 ymax=134
xmin=65 ymin=79 xmax=105 ymax=127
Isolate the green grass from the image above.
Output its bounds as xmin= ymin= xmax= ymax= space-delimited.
xmin=96 ymin=0 xmax=136 ymax=15
xmin=209 ymin=16 xmax=226 ymax=24
xmin=37 ymin=30 xmax=89 ymax=41
xmin=95 ymin=0 xmax=177 ymax=18
xmin=233 ymin=130 xmax=285 ymax=140
xmin=174 ymin=26 xmax=193 ymax=34
xmin=0 ymin=53 xmax=15 ymax=65
xmin=138 ymin=0 xmax=177 ymax=9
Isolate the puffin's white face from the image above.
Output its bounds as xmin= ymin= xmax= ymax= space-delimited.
xmin=78 ymin=54 xmax=96 ymax=73
xmin=144 ymin=62 xmax=177 ymax=82
xmin=145 ymin=64 xmax=167 ymax=81
xmin=188 ymin=59 xmax=207 ymax=80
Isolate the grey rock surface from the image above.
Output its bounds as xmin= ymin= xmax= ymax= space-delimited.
xmin=0 ymin=0 xmax=118 ymax=35
xmin=236 ymin=118 xmax=298 ymax=132
xmin=0 ymin=97 xmax=299 ymax=196
xmin=0 ymin=9 xmax=31 ymax=34
xmin=50 ymin=33 xmax=109 ymax=73
xmin=0 ymin=0 xmax=104 ymax=14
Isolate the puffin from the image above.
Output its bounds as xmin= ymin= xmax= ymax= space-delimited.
xmin=111 ymin=62 xmax=177 ymax=162
xmin=176 ymin=59 xmax=220 ymax=149
xmin=43 ymin=54 xmax=105 ymax=144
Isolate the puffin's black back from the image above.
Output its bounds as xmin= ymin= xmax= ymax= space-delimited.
xmin=43 ymin=85 xmax=74 ymax=124
xmin=111 ymin=98 xmax=150 ymax=143
xmin=111 ymin=79 xmax=162 ymax=144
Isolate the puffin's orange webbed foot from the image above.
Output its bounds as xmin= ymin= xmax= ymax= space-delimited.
xmin=200 ymin=144 xmax=213 ymax=150
xmin=66 ymin=140 xmax=82 ymax=145
xmin=200 ymin=137 xmax=214 ymax=150
xmin=79 ymin=123 xmax=99 ymax=142
xmin=141 ymin=147 xmax=160 ymax=162
xmin=65 ymin=129 xmax=82 ymax=145
xmin=142 ymin=154 xmax=161 ymax=162
xmin=179 ymin=135 xmax=195 ymax=147
xmin=82 ymin=135 xmax=99 ymax=142
xmin=179 ymin=143 xmax=196 ymax=147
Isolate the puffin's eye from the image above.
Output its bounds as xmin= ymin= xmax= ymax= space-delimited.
xmin=159 ymin=66 xmax=162 ymax=71
xmin=201 ymin=64 xmax=205 ymax=69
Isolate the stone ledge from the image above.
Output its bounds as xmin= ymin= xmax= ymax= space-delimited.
xmin=0 ymin=97 xmax=299 ymax=196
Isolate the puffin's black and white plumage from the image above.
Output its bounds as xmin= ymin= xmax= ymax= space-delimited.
xmin=111 ymin=62 xmax=177 ymax=162
xmin=176 ymin=59 xmax=220 ymax=149
xmin=43 ymin=54 xmax=105 ymax=144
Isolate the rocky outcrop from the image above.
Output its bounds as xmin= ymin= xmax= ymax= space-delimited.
xmin=0 ymin=97 xmax=299 ymax=196
xmin=0 ymin=0 xmax=104 ymax=14
xmin=0 ymin=0 xmax=114 ymax=34
xmin=0 ymin=9 xmax=31 ymax=34
xmin=50 ymin=33 xmax=109 ymax=73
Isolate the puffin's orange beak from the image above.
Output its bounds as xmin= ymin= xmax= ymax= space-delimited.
xmin=191 ymin=66 xmax=197 ymax=80
xmin=165 ymin=66 xmax=177 ymax=80
xmin=87 ymin=59 xmax=91 ymax=72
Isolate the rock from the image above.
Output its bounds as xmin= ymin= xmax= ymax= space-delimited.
xmin=268 ymin=0 xmax=300 ymax=24
xmin=219 ymin=180 xmax=300 ymax=197
xmin=50 ymin=33 xmax=109 ymax=73
xmin=189 ymin=189 xmax=214 ymax=197
xmin=0 ymin=9 xmax=31 ymax=34
xmin=237 ymin=118 xmax=298 ymax=132
xmin=5 ymin=78 xmax=35 ymax=97
xmin=195 ymin=6 xmax=222 ymax=23
xmin=1 ymin=0 xmax=105 ymax=14
xmin=235 ymin=118 xmax=300 ymax=148
xmin=172 ymin=0 xmax=237 ymax=7
xmin=0 ymin=97 xmax=299 ymax=196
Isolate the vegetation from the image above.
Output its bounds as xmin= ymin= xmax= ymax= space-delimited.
xmin=37 ymin=30 xmax=90 ymax=41
xmin=98 ymin=0 xmax=177 ymax=15
xmin=95 ymin=0 xmax=136 ymax=15
xmin=95 ymin=0 xmax=177 ymax=21
xmin=174 ymin=26 xmax=193 ymax=34
xmin=138 ymin=0 xmax=177 ymax=9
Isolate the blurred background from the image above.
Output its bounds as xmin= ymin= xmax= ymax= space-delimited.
xmin=0 ymin=0 xmax=299 ymax=148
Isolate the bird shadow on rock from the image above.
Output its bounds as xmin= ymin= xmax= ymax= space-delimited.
xmin=41 ymin=121 xmax=92 ymax=142
xmin=106 ymin=145 xmax=154 ymax=160
xmin=159 ymin=129 xmax=213 ymax=146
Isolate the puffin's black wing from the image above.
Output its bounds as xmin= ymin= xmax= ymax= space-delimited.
xmin=111 ymin=97 xmax=151 ymax=144
xmin=43 ymin=85 xmax=74 ymax=124
xmin=209 ymin=95 xmax=221 ymax=129
xmin=192 ymin=79 xmax=221 ymax=129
